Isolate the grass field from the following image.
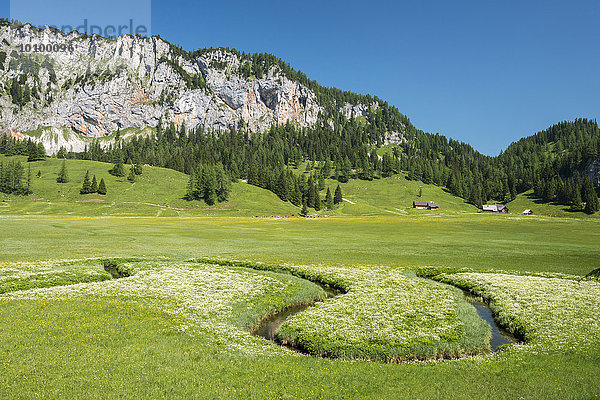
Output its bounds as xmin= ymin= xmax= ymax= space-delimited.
xmin=1 ymin=214 xmax=599 ymax=275
xmin=1 ymin=157 xmax=600 ymax=399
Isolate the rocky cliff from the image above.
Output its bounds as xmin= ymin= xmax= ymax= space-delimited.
xmin=0 ymin=23 xmax=330 ymax=151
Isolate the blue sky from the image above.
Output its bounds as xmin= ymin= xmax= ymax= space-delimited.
xmin=2 ymin=0 xmax=599 ymax=155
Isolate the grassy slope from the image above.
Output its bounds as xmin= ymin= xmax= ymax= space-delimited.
xmin=1 ymin=155 xmax=478 ymax=216
xmin=329 ymin=175 xmax=476 ymax=216
xmin=0 ymin=155 xmax=299 ymax=216
xmin=507 ymin=189 xmax=599 ymax=219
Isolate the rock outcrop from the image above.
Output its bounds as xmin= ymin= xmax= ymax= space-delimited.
xmin=0 ymin=23 xmax=323 ymax=148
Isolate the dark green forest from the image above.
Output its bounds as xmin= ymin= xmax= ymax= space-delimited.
xmin=2 ymin=118 xmax=598 ymax=213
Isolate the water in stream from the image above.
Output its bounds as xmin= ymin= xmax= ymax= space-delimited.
xmin=253 ymin=281 xmax=516 ymax=353
xmin=254 ymin=303 xmax=312 ymax=341
xmin=254 ymin=283 xmax=338 ymax=342
xmin=466 ymin=297 xmax=516 ymax=350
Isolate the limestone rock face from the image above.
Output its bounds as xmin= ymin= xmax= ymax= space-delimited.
xmin=0 ymin=23 xmax=324 ymax=148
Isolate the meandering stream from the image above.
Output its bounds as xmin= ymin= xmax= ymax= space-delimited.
xmin=252 ymin=275 xmax=516 ymax=354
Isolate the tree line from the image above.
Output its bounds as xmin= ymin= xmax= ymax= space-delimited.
xmin=0 ymin=160 xmax=31 ymax=195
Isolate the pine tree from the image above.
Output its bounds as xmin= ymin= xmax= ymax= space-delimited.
xmin=186 ymin=170 xmax=197 ymax=200
xmin=26 ymin=165 xmax=31 ymax=195
xmin=300 ymin=201 xmax=308 ymax=217
xmin=90 ymin=175 xmax=98 ymax=193
xmin=334 ymin=184 xmax=343 ymax=204
xmin=97 ymin=178 xmax=107 ymax=195
xmin=56 ymin=147 xmax=67 ymax=159
xmin=325 ymin=187 xmax=334 ymax=210
xmin=36 ymin=143 xmax=46 ymax=160
xmin=582 ymin=177 xmax=599 ymax=214
xmin=80 ymin=170 xmax=91 ymax=194
xmin=202 ymin=165 xmax=217 ymax=205
xmin=321 ymin=159 xmax=331 ymax=179
xmin=127 ymin=165 xmax=136 ymax=182
xmin=543 ymin=180 xmax=556 ymax=202
xmin=307 ymin=176 xmax=318 ymax=208
xmin=109 ymin=152 xmax=125 ymax=177
xmin=215 ymin=164 xmax=231 ymax=202
xmin=317 ymin=174 xmax=325 ymax=190
xmin=56 ymin=160 xmax=69 ymax=183
xmin=27 ymin=142 xmax=38 ymax=162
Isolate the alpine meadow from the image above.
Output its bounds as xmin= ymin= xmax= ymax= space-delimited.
xmin=0 ymin=3 xmax=599 ymax=399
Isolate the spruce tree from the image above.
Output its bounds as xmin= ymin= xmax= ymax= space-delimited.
xmin=26 ymin=165 xmax=31 ymax=195
xmin=127 ymin=166 xmax=136 ymax=182
xmin=317 ymin=174 xmax=325 ymax=190
xmin=291 ymin=179 xmax=302 ymax=206
xmin=314 ymin=192 xmax=321 ymax=211
xmin=325 ymin=187 xmax=334 ymax=210
xmin=203 ymin=165 xmax=217 ymax=205
xmin=300 ymin=201 xmax=308 ymax=217
xmin=334 ymin=184 xmax=343 ymax=204
xmin=186 ymin=171 xmax=194 ymax=199
xmin=97 ymin=178 xmax=107 ymax=195
xmin=321 ymin=159 xmax=331 ymax=179
xmin=80 ymin=170 xmax=91 ymax=194
xmin=215 ymin=164 xmax=231 ymax=202
xmin=582 ymin=177 xmax=599 ymax=214
xmin=56 ymin=160 xmax=69 ymax=183
xmin=36 ymin=143 xmax=46 ymax=160
xmin=0 ymin=162 xmax=5 ymax=193
xmin=27 ymin=143 xmax=38 ymax=162
xmin=276 ymin=170 xmax=288 ymax=201
xmin=109 ymin=152 xmax=125 ymax=177
xmin=307 ymin=176 xmax=318 ymax=208
xmin=90 ymin=175 xmax=98 ymax=193
xmin=543 ymin=180 xmax=555 ymax=202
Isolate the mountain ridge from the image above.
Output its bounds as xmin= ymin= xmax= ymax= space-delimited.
xmin=0 ymin=19 xmax=408 ymax=149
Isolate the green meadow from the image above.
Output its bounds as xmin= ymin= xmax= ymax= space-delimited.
xmin=1 ymin=154 xmax=477 ymax=217
xmin=1 ymin=156 xmax=600 ymax=399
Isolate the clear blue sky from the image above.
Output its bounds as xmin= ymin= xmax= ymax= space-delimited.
xmin=2 ymin=0 xmax=599 ymax=155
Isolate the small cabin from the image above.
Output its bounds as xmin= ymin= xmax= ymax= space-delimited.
xmin=522 ymin=209 xmax=534 ymax=215
xmin=482 ymin=204 xmax=509 ymax=213
xmin=413 ymin=201 xmax=439 ymax=210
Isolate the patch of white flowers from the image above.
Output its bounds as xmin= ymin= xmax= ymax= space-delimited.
xmin=434 ymin=272 xmax=600 ymax=352
xmin=1 ymin=261 xmax=316 ymax=356
xmin=0 ymin=259 xmax=110 ymax=292
xmin=274 ymin=264 xmax=481 ymax=361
